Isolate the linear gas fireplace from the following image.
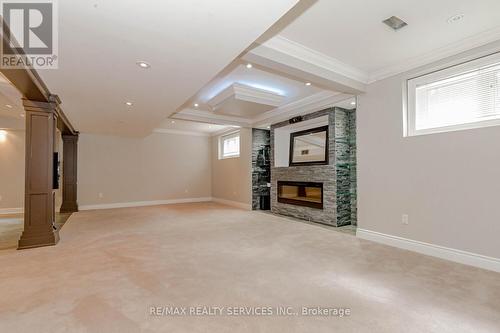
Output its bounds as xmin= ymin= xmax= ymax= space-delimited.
xmin=277 ymin=181 xmax=323 ymax=209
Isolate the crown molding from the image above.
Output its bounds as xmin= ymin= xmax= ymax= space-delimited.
xmin=152 ymin=128 xmax=210 ymax=137
xmin=368 ymin=27 xmax=500 ymax=83
xmin=252 ymin=91 xmax=353 ymax=127
xmin=208 ymin=83 xmax=285 ymax=110
xmin=262 ymin=35 xmax=370 ymax=84
xmin=173 ymin=108 xmax=253 ymax=128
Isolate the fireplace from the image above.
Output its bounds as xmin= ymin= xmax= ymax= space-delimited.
xmin=277 ymin=181 xmax=323 ymax=209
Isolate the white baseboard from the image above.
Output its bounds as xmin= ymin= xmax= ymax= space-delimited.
xmin=212 ymin=197 xmax=252 ymax=210
xmin=79 ymin=197 xmax=213 ymax=211
xmin=357 ymin=228 xmax=500 ymax=273
xmin=0 ymin=207 xmax=23 ymax=215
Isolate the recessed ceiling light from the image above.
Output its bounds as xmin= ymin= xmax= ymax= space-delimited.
xmin=194 ymin=103 xmax=199 ymax=108
xmin=20 ymin=113 xmax=25 ymax=117
xmin=5 ymin=104 xmax=12 ymax=108
xmin=246 ymin=63 xmax=253 ymax=69
xmin=305 ymin=82 xmax=312 ymax=86
xmin=267 ymin=126 xmax=270 ymax=129
xmin=350 ymin=101 xmax=356 ymax=106
xmin=125 ymin=102 xmax=133 ymax=106
xmin=208 ymin=125 xmax=212 ymax=129
xmin=171 ymin=120 xmax=175 ymax=124
xmin=447 ymin=14 xmax=465 ymax=23
xmin=136 ymin=61 xmax=151 ymax=69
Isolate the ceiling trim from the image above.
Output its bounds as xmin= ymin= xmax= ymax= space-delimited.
xmin=367 ymin=26 xmax=500 ymax=83
xmin=262 ymin=35 xmax=370 ymax=84
xmin=173 ymin=108 xmax=253 ymax=127
xmin=152 ymin=128 xmax=210 ymax=137
xmin=208 ymin=82 xmax=285 ymax=110
xmin=252 ymin=91 xmax=353 ymax=126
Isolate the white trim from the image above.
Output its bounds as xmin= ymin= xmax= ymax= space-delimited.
xmin=357 ymin=228 xmax=500 ymax=273
xmin=369 ymin=26 xmax=500 ymax=82
xmin=212 ymin=197 xmax=251 ymax=210
xmin=263 ymin=36 xmax=369 ymax=84
xmin=0 ymin=207 xmax=23 ymax=215
xmin=174 ymin=109 xmax=252 ymax=128
xmin=152 ymin=128 xmax=210 ymax=137
xmin=252 ymin=92 xmax=353 ymax=127
xmin=79 ymin=197 xmax=213 ymax=211
xmin=208 ymin=83 xmax=284 ymax=110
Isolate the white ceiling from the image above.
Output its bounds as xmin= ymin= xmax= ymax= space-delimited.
xmin=37 ymin=0 xmax=299 ymax=136
xmin=0 ymin=76 xmax=24 ymax=130
xmin=279 ymin=0 xmax=500 ymax=76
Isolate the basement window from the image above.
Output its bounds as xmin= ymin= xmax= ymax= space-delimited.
xmin=219 ymin=131 xmax=240 ymax=159
xmin=406 ymin=53 xmax=500 ymax=136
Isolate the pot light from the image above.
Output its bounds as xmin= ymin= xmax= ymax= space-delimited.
xmin=136 ymin=61 xmax=151 ymax=69
xmin=0 ymin=130 xmax=7 ymax=142
xmin=447 ymin=14 xmax=464 ymax=23
xmin=350 ymin=101 xmax=356 ymax=106
xmin=267 ymin=126 xmax=270 ymax=129
xmin=20 ymin=113 xmax=25 ymax=118
xmin=5 ymin=104 xmax=12 ymax=108
xmin=194 ymin=103 xmax=199 ymax=108
xmin=246 ymin=63 xmax=253 ymax=69
xmin=125 ymin=102 xmax=133 ymax=106
xmin=171 ymin=120 xmax=175 ymax=124
xmin=305 ymin=82 xmax=311 ymax=86
xmin=208 ymin=125 xmax=212 ymax=129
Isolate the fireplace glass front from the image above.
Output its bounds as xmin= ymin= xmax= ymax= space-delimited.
xmin=277 ymin=181 xmax=323 ymax=209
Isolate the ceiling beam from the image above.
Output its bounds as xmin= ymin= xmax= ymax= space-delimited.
xmin=0 ymin=22 xmax=76 ymax=135
xmin=242 ymin=36 xmax=368 ymax=94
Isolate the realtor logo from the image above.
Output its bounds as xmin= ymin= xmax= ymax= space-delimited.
xmin=1 ymin=0 xmax=58 ymax=68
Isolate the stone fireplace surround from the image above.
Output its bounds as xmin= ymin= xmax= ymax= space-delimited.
xmin=270 ymin=107 xmax=356 ymax=227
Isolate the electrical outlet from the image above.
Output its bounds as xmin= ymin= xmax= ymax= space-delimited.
xmin=98 ymin=192 xmax=103 ymax=199
xmin=402 ymin=214 xmax=409 ymax=225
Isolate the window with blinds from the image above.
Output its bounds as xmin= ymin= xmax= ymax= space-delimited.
xmin=219 ymin=131 xmax=240 ymax=159
xmin=406 ymin=53 xmax=500 ymax=136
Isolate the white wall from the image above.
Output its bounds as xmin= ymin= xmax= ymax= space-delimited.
xmin=78 ymin=132 xmax=212 ymax=207
xmin=0 ymin=129 xmax=24 ymax=211
xmin=357 ymin=42 xmax=500 ymax=260
xmin=211 ymin=128 xmax=252 ymax=208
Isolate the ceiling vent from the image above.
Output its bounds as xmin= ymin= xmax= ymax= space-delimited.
xmin=383 ymin=16 xmax=407 ymax=31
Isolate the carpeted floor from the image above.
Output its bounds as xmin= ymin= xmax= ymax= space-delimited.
xmin=0 ymin=202 xmax=498 ymax=332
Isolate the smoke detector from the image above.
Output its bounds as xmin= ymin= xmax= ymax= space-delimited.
xmin=383 ymin=16 xmax=408 ymax=31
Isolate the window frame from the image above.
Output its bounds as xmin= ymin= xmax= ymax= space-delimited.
xmin=219 ymin=130 xmax=240 ymax=159
xmin=406 ymin=52 xmax=500 ymax=137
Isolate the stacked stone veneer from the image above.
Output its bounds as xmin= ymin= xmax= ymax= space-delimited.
xmin=252 ymin=129 xmax=271 ymax=210
xmin=270 ymin=107 xmax=356 ymax=227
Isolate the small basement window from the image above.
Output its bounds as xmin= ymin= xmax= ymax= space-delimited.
xmin=406 ymin=53 xmax=500 ymax=136
xmin=219 ymin=131 xmax=240 ymax=159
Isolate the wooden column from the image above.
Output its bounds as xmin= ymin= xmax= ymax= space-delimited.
xmin=60 ymin=133 xmax=79 ymax=213
xmin=18 ymin=99 xmax=59 ymax=249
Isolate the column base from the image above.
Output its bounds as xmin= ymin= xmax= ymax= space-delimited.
xmin=59 ymin=204 xmax=78 ymax=214
xmin=18 ymin=229 xmax=60 ymax=250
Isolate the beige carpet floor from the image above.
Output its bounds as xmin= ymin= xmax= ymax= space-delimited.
xmin=0 ymin=203 xmax=498 ymax=333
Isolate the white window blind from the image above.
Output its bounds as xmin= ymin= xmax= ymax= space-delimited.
xmin=407 ymin=53 xmax=500 ymax=136
xmin=220 ymin=131 xmax=240 ymax=159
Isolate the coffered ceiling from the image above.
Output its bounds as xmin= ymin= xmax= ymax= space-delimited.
xmin=35 ymin=0 xmax=301 ymax=136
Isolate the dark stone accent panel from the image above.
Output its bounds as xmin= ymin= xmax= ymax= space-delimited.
xmin=348 ymin=110 xmax=357 ymax=225
xmin=252 ymin=129 xmax=271 ymax=210
xmin=334 ymin=109 xmax=351 ymax=227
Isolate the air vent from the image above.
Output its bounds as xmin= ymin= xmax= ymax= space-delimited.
xmin=383 ymin=16 xmax=407 ymax=31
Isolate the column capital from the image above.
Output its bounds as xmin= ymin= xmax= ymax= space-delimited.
xmin=22 ymin=98 xmax=59 ymax=113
